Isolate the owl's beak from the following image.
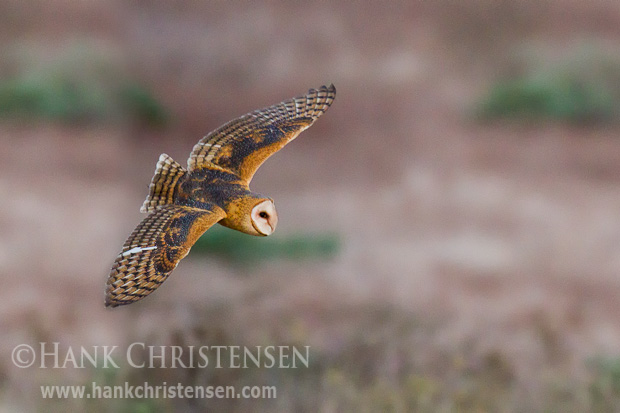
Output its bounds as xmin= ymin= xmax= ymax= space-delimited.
xmin=268 ymin=213 xmax=278 ymax=233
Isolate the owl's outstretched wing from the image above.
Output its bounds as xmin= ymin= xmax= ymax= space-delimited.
xmin=188 ymin=84 xmax=336 ymax=183
xmin=105 ymin=204 xmax=226 ymax=307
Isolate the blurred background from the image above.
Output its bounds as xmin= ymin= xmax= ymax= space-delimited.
xmin=4 ymin=0 xmax=620 ymax=411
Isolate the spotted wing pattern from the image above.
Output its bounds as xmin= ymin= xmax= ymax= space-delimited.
xmin=105 ymin=204 xmax=226 ymax=307
xmin=188 ymin=84 xmax=336 ymax=183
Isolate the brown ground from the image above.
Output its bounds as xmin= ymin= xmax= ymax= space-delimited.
xmin=3 ymin=1 xmax=620 ymax=411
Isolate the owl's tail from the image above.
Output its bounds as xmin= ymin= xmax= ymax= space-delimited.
xmin=140 ymin=154 xmax=187 ymax=214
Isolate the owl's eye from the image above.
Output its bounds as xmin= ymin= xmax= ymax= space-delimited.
xmin=259 ymin=211 xmax=269 ymax=219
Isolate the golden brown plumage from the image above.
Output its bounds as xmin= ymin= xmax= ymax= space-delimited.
xmin=105 ymin=84 xmax=336 ymax=307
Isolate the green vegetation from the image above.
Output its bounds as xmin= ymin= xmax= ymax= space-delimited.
xmin=477 ymin=45 xmax=620 ymax=123
xmin=588 ymin=357 xmax=620 ymax=411
xmin=0 ymin=41 xmax=167 ymax=125
xmin=118 ymin=84 xmax=168 ymax=127
xmin=478 ymin=73 xmax=615 ymax=123
xmin=0 ymin=72 xmax=167 ymax=126
xmin=192 ymin=226 xmax=340 ymax=265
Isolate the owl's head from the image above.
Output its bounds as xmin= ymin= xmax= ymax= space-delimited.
xmin=250 ymin=199 xmax=278 ymax=236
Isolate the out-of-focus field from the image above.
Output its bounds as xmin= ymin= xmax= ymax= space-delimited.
xmin=4 ymin=1 xmax=620 ymax=411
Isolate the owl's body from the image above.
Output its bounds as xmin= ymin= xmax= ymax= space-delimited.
xmin=105 ymin=85 xmax=336 ymax=307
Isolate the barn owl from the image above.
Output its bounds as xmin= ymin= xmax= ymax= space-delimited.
xmin=105 ymin=84 xmax=336 ymax=307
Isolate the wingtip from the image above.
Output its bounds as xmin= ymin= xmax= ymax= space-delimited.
xmin=320 ymin=84 xmax=336 ymax=102
xmin=104 ymin=289 xmax=118 ymax=308
xmin=315 ymin=83 xmax=336 ymax=94
xmin=104 ymin=284 xmax=123 ymax=308
xmin=307 ymin=84 xmax=335 ymax=94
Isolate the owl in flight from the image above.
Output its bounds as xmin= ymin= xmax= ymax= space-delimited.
xmin=105 ymin=84 xmax=336 ymax=307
